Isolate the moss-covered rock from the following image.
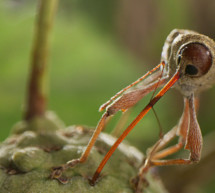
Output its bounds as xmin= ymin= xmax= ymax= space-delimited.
xmin=0 ymin=114 xmax=168 ymax=193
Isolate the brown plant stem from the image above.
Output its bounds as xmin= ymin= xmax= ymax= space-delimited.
xmin=25 ymin=0 xmax=58 ymax=120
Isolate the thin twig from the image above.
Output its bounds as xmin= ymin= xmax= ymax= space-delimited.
xmin=25 ymin=0 xmax=58 ymax=120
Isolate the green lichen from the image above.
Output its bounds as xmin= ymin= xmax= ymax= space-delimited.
xmin=0 ymin=113 xmax=168 ymax=193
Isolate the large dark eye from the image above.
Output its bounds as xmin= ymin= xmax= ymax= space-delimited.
xmin=179 ymin=43 xmax=212 ymax=77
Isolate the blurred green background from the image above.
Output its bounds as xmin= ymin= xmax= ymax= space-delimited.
xmin=1 ymin=0 xmax=215 ymax=192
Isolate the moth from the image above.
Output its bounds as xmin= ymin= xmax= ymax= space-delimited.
xmin=51 ymin=29 xmax=215 ymax=192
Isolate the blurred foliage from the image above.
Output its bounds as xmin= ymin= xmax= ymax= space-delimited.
xmin=1 ymin=0 xmax=215 ymax=193
xmin=0 ymin=0 xmax=147 ymax=143
xmin=59 ymin=0 xmax=117 ymax=32
xmin=1 ymin=0 xmax=215 ymax=149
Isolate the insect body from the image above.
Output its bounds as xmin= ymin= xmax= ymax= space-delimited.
xmin=51 ymin=29 xmax=215 ymax=192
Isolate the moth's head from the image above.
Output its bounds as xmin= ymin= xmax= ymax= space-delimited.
xmin=166 ymin=30 xmax=215 ymax=96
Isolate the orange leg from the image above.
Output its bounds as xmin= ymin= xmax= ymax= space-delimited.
xmin=133 ymin=128 xmax=183 ymax=192
xmin=90 ymin=70 xmax=180 ymax=185
xmin=111 ymin=108 xmax=132 ymax=137
xmin=99 ymin=62 xmax=165 ymax=111
xmin=51 ymin=112 xmax=109 ymax=179
xmin=51 ymin=62 xmax=167 ymax=181
xmin=152 ymin=141 xmax=183 ymax=160
xmin=135 ymin=95 xmax=202 ymax=193
xmin=147 ymin=126 xmax=178 ymax=157
xmin=145 ymin=97 xmax=190 ymax=161
xmin=152 ymin=96 xmax=200 ymax=162
xmin=150 ymin=159 xmax=192 ymax=166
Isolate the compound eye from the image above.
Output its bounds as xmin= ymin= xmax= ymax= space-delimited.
xmin=179 ymin=43 xmax=212 ymax=77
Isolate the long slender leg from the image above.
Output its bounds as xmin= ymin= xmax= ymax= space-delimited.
xmin=131 ymin=126 xmax=182 ymax=192
xmin=150 ymin=159 xmax=191 ymax=166
xmin=152 ymin=142 xmax=183 ymax=160
xmin=145 ymin=97 xmax=189 ymax=162
xmin=149 ymin=96 xmax=199 ymax=160
xmin=152 ymin=95 xmax=201 ymax=162
xmin=153 ymin=98 xmax=199 ymax=159
xmin=51 ymin=64 xmax=168 ymax=181
xmin=110 ymin=75 xmax=167 ymax=137
xmin=135 ymin=94 xmax=202 ymax=193
xmin=153 ymin=97 xmax=190 ymax=154
xmin=90 ymin=71 xmax=180 ymax=185
xmin=111 ymin=108 xmax=132 ymax=137
xmin=146 ymin=126 xmax=178 ymax=157
xmin=185 ymin=94 xmax=202 ymax=161
xmin=99 ymin=62 xmax=165 ymax=111
xmin=154 ymin=97 xmax=198 ymax=159
xmin=132 ymin=99 xmax=188 ymax=192
xmin=51 ymin=112 xmax=109 ymax=179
